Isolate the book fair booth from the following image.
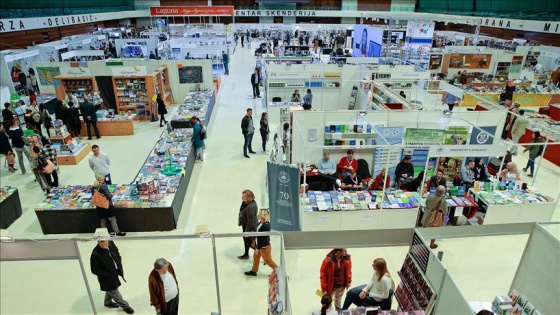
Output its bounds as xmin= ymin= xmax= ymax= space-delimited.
xmin=1 ymin=221 xmax=556 ymax=315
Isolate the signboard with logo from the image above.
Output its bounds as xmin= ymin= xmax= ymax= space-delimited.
xmin=150 ymin=6 xmax=234 ymax=16
xmin=268 ymin=162 xmax=301 ymax=231
xmin=469 ymin=126 xmax=497 ymax=145
xmin=111 ymin=66 xmax=148 ymax=77
xmin=428 ymin=144 xmax=508 ymax=157
xmin=59 ymin=67 xmax=92 ymax=77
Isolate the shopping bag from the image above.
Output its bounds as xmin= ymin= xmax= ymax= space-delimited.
xmin=429 ymin=210 xmax=444 ymax=227
xmin=42 ymin=160 xmax=56 ymax=174
xmin=91 ymin=189 xmax=109 ymax=209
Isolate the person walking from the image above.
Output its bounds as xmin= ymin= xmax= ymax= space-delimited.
xmin=222 ymin=51 xmax=229 ymax=75
xmin=0 ymin=124 xmax=16 ymax=173
xmin=342 ymin=258 xmax=394 ymax=310
xmin=156 ymin=93 xmax=168 ymax=127
xmin=149 ymin=258 xmax=179 ymax=315
xmin=259 ymin=112 xmax=269 ymax=153
xmin=191 ymin=117 xmax=205 ymax=161
xmin=241 ymin=33 xmax=245 ymax=48
xmin=442 ymin=91 xmax=460 ymax=112
xmin=244 ymin=208 xmax=278 ymax=276
xmin=33 ymin=145 xmax=59 ymax=188
xmin=320 ymin=248 xmax=352 ymax=312
xmin=90 ymin=238 xmax=134 ymax=313
xmin=93 ymin=173 xmax=126 ymax=236
xmin=510 ymin=109 xmax=528 ymax=155
xmin=422 ymin=186 xmax=449 ymax=249
xmin=6 ymin=119 xmax=31 ymax=174
xmin=29 ymin=68 xmax=39 ymax=93
xmin=67 ymin=101 xmax=82 ymax=138
xmin=523 ymin=131 xmax=545 ymax=177
xmin=38 ymin=103 xmax=52 ymax=138
xmin=2 ymin=102 xmax=14 ymax=129
xmin=89 ymin=144 xmax=112 ymax=184
xmin=250 ymin=68 xmax=261 ymax=99
xmin=80 ymin=96 xmax=100 ymax=139
xmin=238 ymin=189 xmax=258 ymax=260
xmin=241 ymin=108 xmax=256 ymax=158
xmin=303 ymin=89 xmax=313 ymax=110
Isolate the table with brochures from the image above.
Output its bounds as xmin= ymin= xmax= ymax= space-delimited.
xmin=0 ymin=187 xmax=22 ymax=229
xmin=300 ymin=190 xmax=420 ymax=231
xmin=34 ymin=129 xmax=196 ymax=234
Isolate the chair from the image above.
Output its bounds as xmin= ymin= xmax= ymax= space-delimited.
xmin=380 ymin=289 xmax=394 ymax=310
xmin=356 ymin=159 xmax=372 ymax=184
xmin=272 ymin=97 xmax=282 ymax=102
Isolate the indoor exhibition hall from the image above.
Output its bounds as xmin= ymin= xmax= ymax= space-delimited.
xmin=0 ymin=0 xmax=559 ymax=314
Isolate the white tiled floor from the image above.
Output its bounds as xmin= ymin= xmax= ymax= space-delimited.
xmin=1 ymin=42 xmax=559 ymax=315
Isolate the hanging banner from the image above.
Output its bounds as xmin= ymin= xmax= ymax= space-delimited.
xmin=375 ymin=126 xmax=404 ymax=185
xmin=58 ymin=67 xmax=92 ymax=77
xmin=150 ymin=6 xmax=234 ymax=16
xmin=268 ymin=162 xmax=301 ymax=231
xmin=110 ymin=66 xmax=147 ymax=76
xmin=469 ymin=126 xmax=497 ymax=145
xmin=429 ymin=144 xmax=508 ymax=157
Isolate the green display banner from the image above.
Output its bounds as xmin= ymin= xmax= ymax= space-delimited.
xmin=404 ymin=128 xmax=445 ymax=145
xmin=106 ymin=61 xmax=124 ymax=66
xmin=443 ymin=126 xmax=471 ymax=145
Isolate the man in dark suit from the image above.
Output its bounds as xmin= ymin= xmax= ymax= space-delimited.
xmin=250 ymin=68 xmax=261 ymax=99
xmin=90 ymin=239 xmax=134 ymax=314
xmin=80 ymin=96 xmax=100 ymax=140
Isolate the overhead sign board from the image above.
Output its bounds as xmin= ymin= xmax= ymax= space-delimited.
xmin=150 ymin=6 xmax=234 ymax=16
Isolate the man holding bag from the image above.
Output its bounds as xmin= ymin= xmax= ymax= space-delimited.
xmin=422 ymin=185 xmax=449 ymax=249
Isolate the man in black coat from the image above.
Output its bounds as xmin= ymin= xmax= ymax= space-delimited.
xmin=250 ymin=68 xmax=261 ymax=99
xmin=395 ymin=155 xmax=414 ymax=188
xmin=80 ymin=96 xmax=100 ymax=140
xmin=90 ymin=239 xmax=134 ymax=314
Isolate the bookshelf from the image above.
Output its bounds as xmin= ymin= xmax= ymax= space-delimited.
xmin=323 ymin=123 xmax=377 ymax=147
xmin=53 ymin=76 xmax=102 ymax=106
xmin=112 ymin=66 xmax=173 ymax=115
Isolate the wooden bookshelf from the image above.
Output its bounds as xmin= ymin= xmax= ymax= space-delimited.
xmin=112 ymin=66 xmax=173 ymax=115
xmin=53 ymin=76 xmax=101 ymax=105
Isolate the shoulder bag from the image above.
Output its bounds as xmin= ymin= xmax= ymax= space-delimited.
xmin=429 ymin=198 xmax=445 ymax=227
xmin=91 ymin=188 xmax=110 ymax=209
xmin=42 ymin=159 xmax=56 ymax=174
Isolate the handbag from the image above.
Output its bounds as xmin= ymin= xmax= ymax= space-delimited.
xmin=42 ymin=159 xmax=56 ymax=174
xmin=91 ymin=188 xmax=110 ymax=209
xmin=6 ymin=152 xmax=15 ymax=164
xmin=429 ymin=198 xmax=445 ymax=227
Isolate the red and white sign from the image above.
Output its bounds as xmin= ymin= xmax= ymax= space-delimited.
xmin=150 ymin=6 xmax=234 ymax=16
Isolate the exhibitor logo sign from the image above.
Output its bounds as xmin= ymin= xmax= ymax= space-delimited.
xmin=150 ymin=6 xmax=234 ymax=16
xmin=235 ymin=10 xmax=317 ymax=17
xmin=59 ymin=67 xmax=92 ymax=77
xmin=429 ymin=144 xmax=507 ymax=157
xmin=111 ymin=66 xmax=147 ymax=76
xmin=0 ymin=14 xmax=97 ymax=33
xmin=278 ymin=171 xmax=290 ymax=185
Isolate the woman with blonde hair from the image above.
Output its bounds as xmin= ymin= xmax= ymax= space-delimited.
xmin=499 ymin=161 xmax=521 ymax=182
xmin=341 ymin=257 xmax=394 ymax=309
xmin=244 ymin=208 xmax=278 ymax=276
xmin=93 ymin=173 xmax=126 ymax=236
xmin=238 ymin=189 xmax=258 ymax=259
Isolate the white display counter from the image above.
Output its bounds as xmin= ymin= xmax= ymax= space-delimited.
xmin=302 ymin=208 xmax=419 ymax=231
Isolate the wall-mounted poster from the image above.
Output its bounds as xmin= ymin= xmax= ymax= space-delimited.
xmin=179 ymin=66 xmax=203 ymax=84
xmin=448 ymin=53 xmax=492 ymax=69
xmin=429 ymin=54 xmax=443 ymax=70
xmin=36 ymin=67 xmax=61 ymax=86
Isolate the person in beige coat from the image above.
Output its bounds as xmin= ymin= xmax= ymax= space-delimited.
xmin=422 ymin=186 xmax=449 ymax=249
xmin=510 ymin=109 xmax=528 ymax=155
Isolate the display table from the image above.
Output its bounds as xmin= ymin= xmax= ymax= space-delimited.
xmin=418 ymin=194 xmax=478 ymax=226
xmin=468 ymin=189 xmax=556 ymax=225
xmin=301 ymin=190 xmax=420 ymax=231
xmin=56 ymin=143 xmax=91 ymax=165
xmin=80 ymin=119 xmax=134 ymax=136
xmin=34 ymin=129 xmax=196 ymax=234
xmin=170 ymin=90 xmax=216 ymax=130
xmin=0 ymin=187 xmax=22 ymax=229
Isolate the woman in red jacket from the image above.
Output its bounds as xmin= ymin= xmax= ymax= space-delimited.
xmin=320 ymin=248 xmax=352 ymax=312
xmin=337 ymin=150 xmax=358 ymax=179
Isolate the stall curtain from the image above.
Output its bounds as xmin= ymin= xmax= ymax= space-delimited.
xmin=94 ymin=76 xmax=116 ymax=111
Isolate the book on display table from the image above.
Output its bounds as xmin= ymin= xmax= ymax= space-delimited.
xmin=170 ymin=90 xmax=216 ymax=130
xmin=302 ymin=190 xmax=421 ymax=212
xmin=33 ymin=129 xmax=196 ymax=234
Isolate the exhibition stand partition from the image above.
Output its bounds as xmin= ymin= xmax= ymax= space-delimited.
xmin=0 ymin=231 xmax=291 ymax=315
xmin=0 ymin=49 xmax=41 ymax=94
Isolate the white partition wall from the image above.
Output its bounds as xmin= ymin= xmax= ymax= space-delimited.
xmin=509 ymin=223 xmax=560 ymax=314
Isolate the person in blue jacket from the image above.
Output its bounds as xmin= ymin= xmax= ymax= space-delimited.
xmin=191 ymin=117 xmax=205 ymax=161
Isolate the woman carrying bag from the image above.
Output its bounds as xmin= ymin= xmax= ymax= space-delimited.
xmin=244 ymin=208 xmax=278 ymax=276
xmin=92 ymin=173 xmax=126 ymax=236
xmin=33 ymin=146 xmax=58 ymax=188
xmin=422 ymin=185 xmax=449 ymax=249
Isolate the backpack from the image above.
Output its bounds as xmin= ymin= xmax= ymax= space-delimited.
xmin=199 ymin=126 xmax=206 ymax=140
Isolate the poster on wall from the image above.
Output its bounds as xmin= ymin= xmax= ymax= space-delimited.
xmin=429 ymin=54 xmax=443 ymax=70
xmin=352 ymin=25 xmax=383 ymax=57
xmin=179 ymin=66 xmax=203 ymax=84
xmin=403 ymin=128 xmax=445 ymax=177
xmin=267 ymin=162 xmax=301 ymax=231
xmin=443 ymin=126 xmax=471 ymax=145
xmin=36 ymin=67 xmax=61 ymax=86
xmin=375 ymin=126 xmax=404 ymax=185
xmin=448 ymin=53 xmax=492 ymax=69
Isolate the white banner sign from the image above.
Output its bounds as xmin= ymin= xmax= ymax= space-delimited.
xmin=269 ymin=72 xmax=310 ymax=79
xmin=59 ymin=67 xmax=92 ymax=77
xmin=388 ymin=72 xmax=431 ymax=80
xmin=429 ymin=144 xmax=507 ymax=157
xmin=111 ymin=66 xmax=148 ymax=77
